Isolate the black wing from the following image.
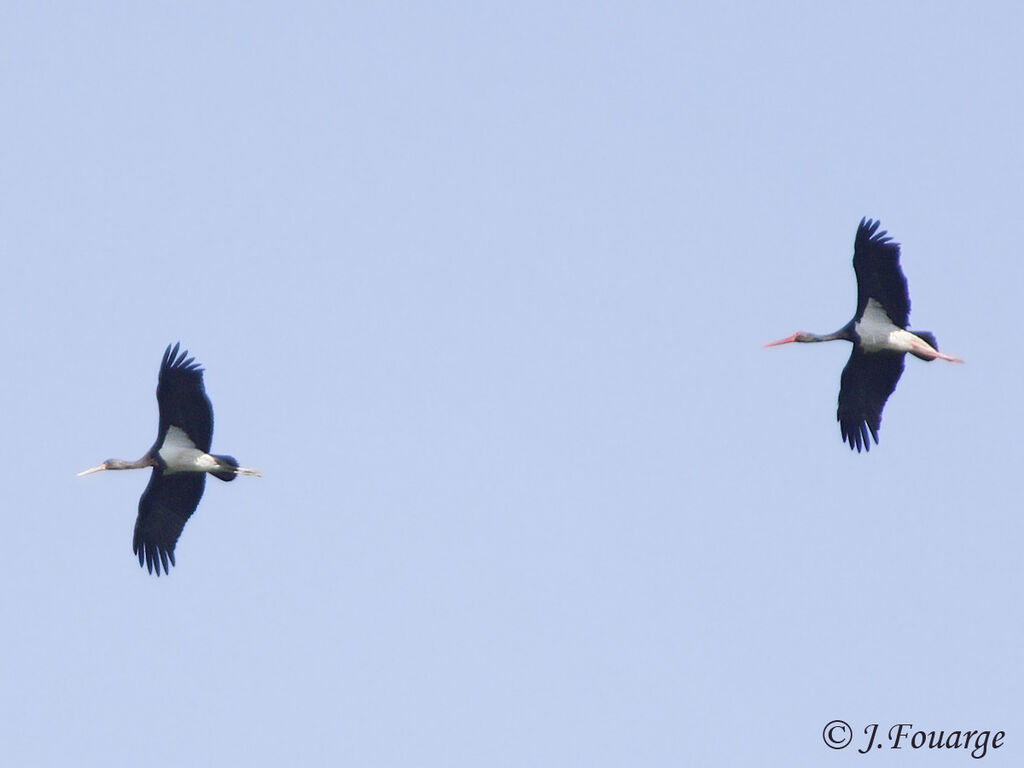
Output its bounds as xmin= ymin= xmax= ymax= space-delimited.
xmin=853 ymin=218 xmax=910 ymax=328
xmin=837 ymin=348 xmax=905 ymax=452
xmin=133 ymin=469 xmax=206 ymax=575
xmin=157 ymin=343 xmax=214 ymax=452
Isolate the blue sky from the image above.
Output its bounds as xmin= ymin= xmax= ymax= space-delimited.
xmin=2 ymin=2 xmax=1021 ymax=765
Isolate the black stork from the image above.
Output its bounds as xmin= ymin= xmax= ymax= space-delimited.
xmin=765 ymin=218 xmax=962 ymax=452
xmin=78 ymin=343 xmax=261 ymax=575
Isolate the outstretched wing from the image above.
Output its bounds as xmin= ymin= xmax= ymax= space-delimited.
xmin=837 ymin=348 xmax=905 ymax=452
xmin=157 ymin=343 xmax=214 ymax=452
xmin=853 ymin=218 xmax=910 ymax=329
xmin=133 ymin=469 xmax=206 ymax=575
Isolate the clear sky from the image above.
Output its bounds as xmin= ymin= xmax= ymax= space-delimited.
xmin=2 ymin=2 xmax=1021 ymax=766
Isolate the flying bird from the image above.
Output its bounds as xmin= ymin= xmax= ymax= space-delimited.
xmin=79 ymin=343 xmax=261 ymax=575
xmin=765 ymin=218 xmax=962 ymax=452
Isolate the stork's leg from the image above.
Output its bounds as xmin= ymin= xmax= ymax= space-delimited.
xmin=910 ymin=341 xmax=963 ymax=363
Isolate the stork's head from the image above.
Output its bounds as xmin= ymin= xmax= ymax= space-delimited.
xmin=78 ymin=460 xmax=115 ymax=476
xmin=763 ymin=332 xmax=814 ymax=347
xmin=77 ymin=458 xmax=144 ymax=476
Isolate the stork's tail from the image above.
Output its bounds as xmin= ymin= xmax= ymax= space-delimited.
xmin=909 ymin=331 xmax=963 ymax=363
xmin=211 ymin=455 xmax=263 ymax=481
xmin=915 ymin=331 xmax=939 ymax=351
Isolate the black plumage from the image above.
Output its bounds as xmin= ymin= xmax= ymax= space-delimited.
xmin=852 ymin=218 xmax=909 ymax=327
xmin=156 ymin=343 xmax=213 ymax=452
xmin=837 ymin=219 xmax=913 ymax=451
xmin=837 ymin=348 xmax=905 ymax=453
xmin=133 ymin=344 xmax=213 ymax=575
xmin=79 ymin=343 xmax=261 ymax=575
xmin=766 ymin=218 xmax=961 ymax=452
xmin=134 ymin=472 xmax=205 ymax=575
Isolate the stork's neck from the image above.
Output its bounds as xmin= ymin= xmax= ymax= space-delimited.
xmin=107 ymin=455 xmax=157 ymax=470
xmin=78 ymin=454 xmax=157 ymax=476
xmin=809 ymin=325 xmax=855 ymax=343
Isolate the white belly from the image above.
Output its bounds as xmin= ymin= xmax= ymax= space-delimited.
xmin=158 ymin=425 xmax=219 ymax=473
xmin=855 ymin=298 xmax=912 ymax=353
xmin=858 ymin=327 xmax=921 ymax=353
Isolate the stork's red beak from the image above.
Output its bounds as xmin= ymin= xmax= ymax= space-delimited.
xmin=763 ymin=334 xmax=799 ymax=347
